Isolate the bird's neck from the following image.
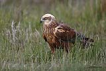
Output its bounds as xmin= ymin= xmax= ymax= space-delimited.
xmin=43 ymin=21 xmax=59 ymax=34
xmin=43 ymin=21 xmax=59 ymax=29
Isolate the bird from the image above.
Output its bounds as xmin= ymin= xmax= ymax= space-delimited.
xmin=40 ymin=14 xmax=94 ymax=54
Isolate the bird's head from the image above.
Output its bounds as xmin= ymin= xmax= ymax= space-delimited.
xmin=40 ymin=14 xmax=56 ymax=25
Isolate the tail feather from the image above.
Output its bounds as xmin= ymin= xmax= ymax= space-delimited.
xmin=76 ymin=32 xmax=94 ymax=48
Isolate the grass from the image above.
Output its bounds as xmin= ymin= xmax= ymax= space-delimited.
xmin=0 ymin=0 xmax=106 ymax=71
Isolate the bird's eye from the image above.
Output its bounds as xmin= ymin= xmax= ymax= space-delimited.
xmin=43 ymin=17 xmax=48 ymax=20
xmin=43 ymin=18 xmax=46 ymax=20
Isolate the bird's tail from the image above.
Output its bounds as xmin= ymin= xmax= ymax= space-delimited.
xmin=76 ymin=32 xmax=94 ymax=48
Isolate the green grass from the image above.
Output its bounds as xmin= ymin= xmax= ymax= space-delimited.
xmin=0 ymin=1 xmax=106 ymax=71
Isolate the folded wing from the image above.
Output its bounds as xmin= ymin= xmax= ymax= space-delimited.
xmin=54 ymin=24 xmax=76 ymax=44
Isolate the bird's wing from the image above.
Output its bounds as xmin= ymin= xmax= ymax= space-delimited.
xmin=54 ymin=24 xmax=76 ymax=43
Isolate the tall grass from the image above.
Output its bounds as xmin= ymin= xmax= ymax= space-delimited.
xmin=0 ymin=0 xmax=106 ymax=71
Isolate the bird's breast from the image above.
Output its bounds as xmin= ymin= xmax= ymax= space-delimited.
xmin=43 ymin=28 xmax=55 ymax=43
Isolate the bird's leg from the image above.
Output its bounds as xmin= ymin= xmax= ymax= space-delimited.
xmin=48 ymin=44 xmax=55 ymax=54
xmin=65 ymin=48 xmax=69 ymax=53
xmin=51 ymin=47 xmax=55 ymax=54
xmin=63 ymin=43 xmax=69 ymax=53
xmin=50 ymin=47 xmax=55 ymax=61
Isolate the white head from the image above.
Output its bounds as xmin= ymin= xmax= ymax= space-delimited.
xmin=40 ymin=14 xmax=56 ymax=25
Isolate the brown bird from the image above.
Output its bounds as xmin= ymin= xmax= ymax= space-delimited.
xmin=40 ymin=14 xmax=94 ymax=54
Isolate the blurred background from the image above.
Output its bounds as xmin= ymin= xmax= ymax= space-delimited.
xmin=0 ymin=0 xmax=106 ymax=31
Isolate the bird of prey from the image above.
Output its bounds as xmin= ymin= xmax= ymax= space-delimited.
xmin=40 ymin=14 xmax=94 ymax=54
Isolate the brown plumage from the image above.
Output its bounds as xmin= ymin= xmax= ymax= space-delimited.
xmin=40 ymin=14 xmax=94 ymax=53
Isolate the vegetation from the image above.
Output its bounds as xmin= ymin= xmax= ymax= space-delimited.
xmin=0 ymin=0 xmax=106 ymax=71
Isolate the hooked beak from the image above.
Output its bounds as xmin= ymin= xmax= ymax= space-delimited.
xmin=40 ymin=20 xmax=42 ymax=23
xmin=40 ymin=18 xmax=44 ymax=23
